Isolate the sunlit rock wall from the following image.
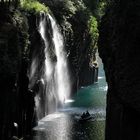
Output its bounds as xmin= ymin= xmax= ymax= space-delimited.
xmin=98 ymin=1 xmax=140 ymax=140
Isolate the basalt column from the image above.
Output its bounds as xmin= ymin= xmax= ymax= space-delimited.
xmin=99 ymin=1 xmax=140 ymax=140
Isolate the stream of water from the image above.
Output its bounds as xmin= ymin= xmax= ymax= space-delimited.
xmin=30 ymin=13 xmax=71 ymax=119
xmin=32 ymin=60 xmax=107 ymax=140
xmin=31 ymin=14 xmax=107 ymax=140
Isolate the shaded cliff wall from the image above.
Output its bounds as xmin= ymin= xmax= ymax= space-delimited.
xmin=0 ymin=6 xmax=36 ymax=139
xmin=0 ymin=0 xmax=99 ymax=139
xmin=98 ymin=1 xmax=140 ymax=140
xmin=41 ymin=0 xmax=98 ymax=92
xmin=0 ymin=7 xmax=47 ymax=139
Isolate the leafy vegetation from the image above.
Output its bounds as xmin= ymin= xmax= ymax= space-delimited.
xmin=20 ymin=0 xmax=48 ymax=13
xmin=44 ymin=0 xmax=106 ymax=51
xmin=71 ymin=0 xmax=105 ymax=48
xmin=88 ymin=16 xmax=99 ymax=46
xmin=85 ymin=0 xmax=106 ymax=48
xmin=97 ymin=1 xmax=107 ymax=18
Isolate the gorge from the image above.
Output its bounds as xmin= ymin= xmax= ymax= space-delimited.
xmin=0 ymin=0 xmax=102 ymax=139
xmin=1 ymin=0 xmax=140 ymax=140
xmin=29 ymin=12 xmax=71 ymax=119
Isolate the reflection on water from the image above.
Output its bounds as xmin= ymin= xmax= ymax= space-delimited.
xmin=32 ymin=78 xmax=107 ymax=140
xmin=33 ymin=111 xmax=105 ymax=140
xmin=33 ymin=113 xmax=72 ymax=140
xmin=32 ymin=60 xmax=107 ymax=140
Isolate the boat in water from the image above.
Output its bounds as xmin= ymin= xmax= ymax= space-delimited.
xmin=79 ymin=111 xmax=92 ymax=122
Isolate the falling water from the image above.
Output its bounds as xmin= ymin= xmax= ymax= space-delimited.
xmin=38 ymin=14 xmax=55 ymax=115
xmin=48 ymin=15 xmax=71 ymax=103
xmin=32 ymin=13 xmax=71 ymax=118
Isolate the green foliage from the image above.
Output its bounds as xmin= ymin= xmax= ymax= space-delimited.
xmin=51 ymin=0 xmax=101 ymax=49
xmin=72 ymin=0 xmax=86 ymax=11
xmin=63 ymin=0 xmax=77 ymax=15
xmin=20 ymin=0 xmax=48 ymax=13
xmin=97 ymin=1 xmax=107 ymax=18
xmin=42 ymin=0 xmax=106 ymax=50
xmin=88 ymin=16 xmax=99 ymax=41
xmin=83 ymin=0 xmax=107 ymax=19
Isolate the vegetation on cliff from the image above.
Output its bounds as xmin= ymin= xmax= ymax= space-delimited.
xmin=88 ymin=16 xmax=98 ymax=48
xmin=40 ymin=0 xmax=106 ymax=88
xmin=20 ymin=0 xmax=48 ymax=13
xmin=40 ymin=0 xmax=106 ymax=49
xmin=0 ymin=0 xmax=107 ymax=139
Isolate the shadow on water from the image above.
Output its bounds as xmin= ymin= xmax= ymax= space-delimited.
xmin=31 ymin=66 xmax=107 ymax=140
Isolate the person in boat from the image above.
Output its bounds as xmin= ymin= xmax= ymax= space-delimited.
xmin=81 ymin=112 xmax=86 ymax=119
xmin=86 ymin=110 xmax=90 ymax=117
xmin=81 ymin=110 xmax=90 ymax=119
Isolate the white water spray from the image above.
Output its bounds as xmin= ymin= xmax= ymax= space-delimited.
xmin=36 ymin=13 xmax=71 ymax=115
xmin=39 ymin=15 xmax=53 ymax=81
xmin=49 ymin=15 xmax=71 ymax=103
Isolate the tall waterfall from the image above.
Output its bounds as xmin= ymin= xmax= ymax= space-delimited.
xmin=48 ymin=15 xmax=71 ymax=103
xmin=31 ymin=13 xmax=71 ymax=119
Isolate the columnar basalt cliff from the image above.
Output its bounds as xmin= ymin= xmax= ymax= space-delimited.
xmin=42 ymin=0 xmax=98 ymax=91
xmin=0 ymin=7 xmax=31 ymax=139
xmin=0 ymin=0 xmax=100 ymax=139
xmin=98 ymin=1 xmax=140 ymax=140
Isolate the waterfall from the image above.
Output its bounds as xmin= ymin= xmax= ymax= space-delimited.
xmin=31 ymin=13 xmax=71 ymax=119
xmin=48 ymin=15 xmax=71 ymax=103
xmin=39 ymin=14 xmax=56 ymax=115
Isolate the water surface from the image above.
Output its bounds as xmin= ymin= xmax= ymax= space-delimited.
xmin=32 ymin=64 xmax=107 ymax=140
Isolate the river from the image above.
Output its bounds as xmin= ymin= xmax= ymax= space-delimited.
xmin=32 ymin=60 xmax=107 ymax=140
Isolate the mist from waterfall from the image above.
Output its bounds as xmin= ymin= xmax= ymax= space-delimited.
xmin=31 ymin=13 xmax=71 ymax=118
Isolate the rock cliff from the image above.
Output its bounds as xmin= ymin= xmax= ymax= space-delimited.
xmin=98 ymin=1 xmax=140 ymax=139
xmin=43 ymin=0 xmax=98 ymax=92
xmin=0 ymin=0 xmax=99 ymax=139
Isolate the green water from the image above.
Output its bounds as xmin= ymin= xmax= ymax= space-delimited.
xmin=33 ymin=64 xmax=107 ymax=140
xmin=71 ymin=63 xmax=107 ymax=109
xmin=72 ymin=83 xmax=106 ymax=108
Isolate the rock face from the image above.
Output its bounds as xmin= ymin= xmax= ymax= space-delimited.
xmin=0 ymin=1 xmax=98 ymax=139
xmin=98 ymin=1 xmax=140 ymax=140
xmin=42 ymin=0 xmax=98 ymax=92
xmin=0 ymin=7 xmax=33 ymax=139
